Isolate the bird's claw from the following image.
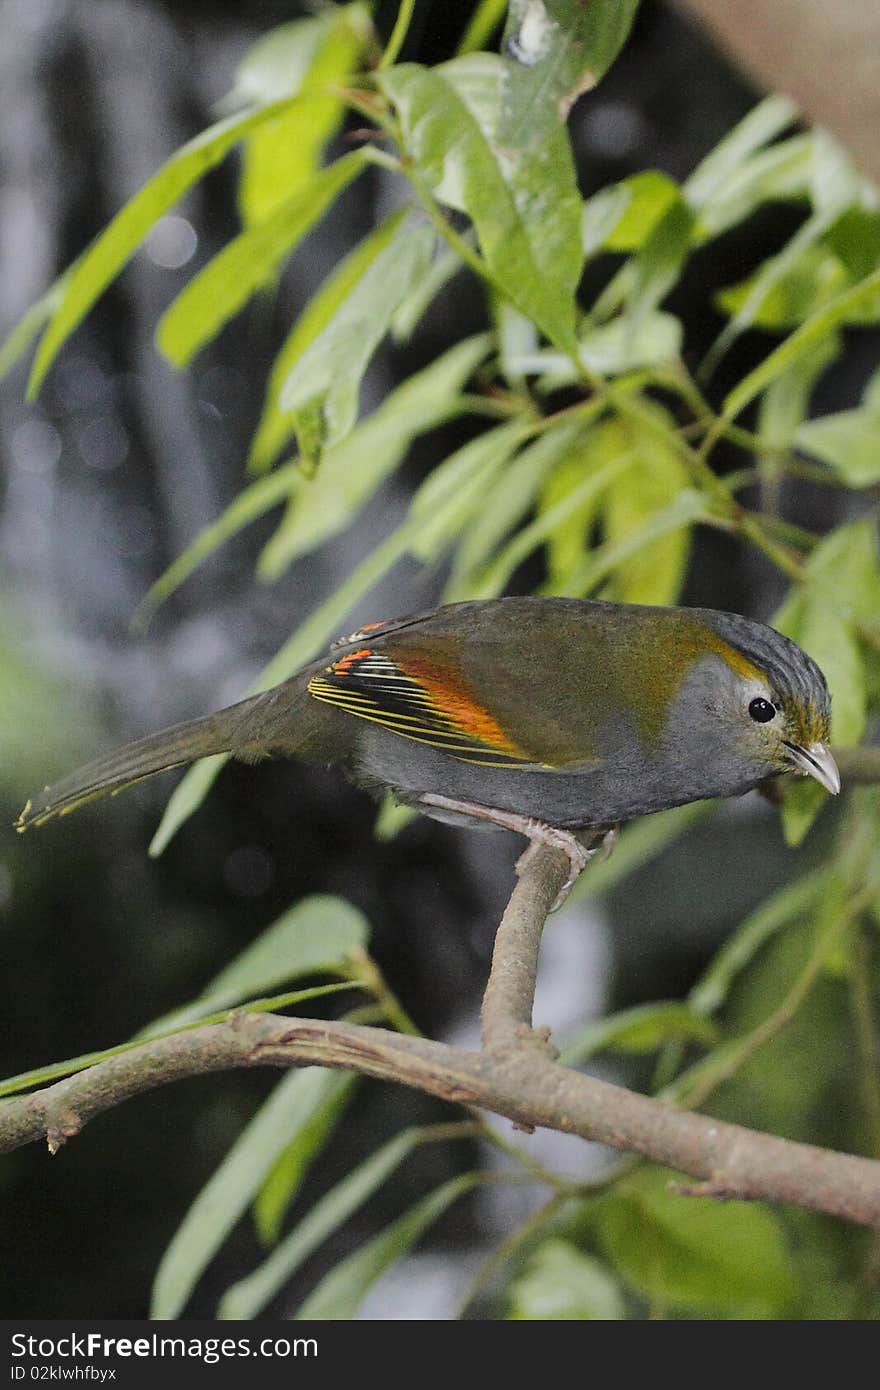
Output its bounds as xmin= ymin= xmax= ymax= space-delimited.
xmin=517 ymin=822 xmax=619 ymax=910
xmin=416 ymin=794 xmax=619 ymax=911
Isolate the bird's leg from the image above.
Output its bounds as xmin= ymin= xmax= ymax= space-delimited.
xmin=417 ymin=793 xmax=615 ymax=910
xmin=511 ymin=821 xmax=620 ymax=907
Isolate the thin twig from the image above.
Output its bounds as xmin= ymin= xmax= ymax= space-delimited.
xmin=5 ymin=842 xmax=880 ymax=1228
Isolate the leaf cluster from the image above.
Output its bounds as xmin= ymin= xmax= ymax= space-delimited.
xmin=6 ymin=0 xmax=880 ymax=1320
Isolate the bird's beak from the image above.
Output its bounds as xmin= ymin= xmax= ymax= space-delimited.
xmin=784 ymin=740 xmax=841 ymax=795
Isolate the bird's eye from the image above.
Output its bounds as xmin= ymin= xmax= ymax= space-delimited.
xmin=748 ymin=697 xmax=776 ymax=723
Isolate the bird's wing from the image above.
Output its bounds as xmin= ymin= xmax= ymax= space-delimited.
xmin=307 ymin=645 xmax=580 ymax=769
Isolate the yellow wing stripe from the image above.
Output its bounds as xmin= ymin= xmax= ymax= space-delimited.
xmin=308 ymin=684 xmax=535 ymax=764
xmin=307 ymin=652 xmax=532 ymax=766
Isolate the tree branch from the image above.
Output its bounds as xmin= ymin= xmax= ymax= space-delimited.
xmin=834 ymin=745 xmax=880 ymax=786
xmin=480 ymin=841 xmax=568 ymax=1050
xmin=4 ymin=840 xmax=880 ymax=1229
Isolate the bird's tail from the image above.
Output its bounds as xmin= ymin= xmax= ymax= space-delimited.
xmin=17 ymin=653 xmax=346 ymax=834
xmin=16 ymin=660 xmax=356 ymax=832
xmin=15 ymin=705 xmax=253 ymax=831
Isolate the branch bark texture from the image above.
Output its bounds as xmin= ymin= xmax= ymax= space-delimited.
xmin=673 ymin=0 xmax=880 ymax=187
xmin=4 ymin=840 xmax=880 ymax=1229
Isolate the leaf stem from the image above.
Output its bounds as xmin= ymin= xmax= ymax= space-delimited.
xmin=737 ymin=511 xmax=807 ymax=580
xmin=344 ymin=949 xmax=421 ymax=1036
xmin=456 ymin=0 xmax=508 ymax=55
xmin=378 ymin=0 xmax=418 ymax=70
xmin=668 ymin=887 xmax=873 ymax=1110
xmin=456 ymin=1191 xmax=570 ymax=1317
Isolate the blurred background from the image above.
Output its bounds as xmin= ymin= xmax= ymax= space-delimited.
xmin=1 ymin=0 xmax=874 ymax=1318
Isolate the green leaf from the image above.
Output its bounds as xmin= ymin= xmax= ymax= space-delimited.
xmin=863 ymin=361 xmax=880 ymax=413
xmin=279 ymin=220 xmax=434 ymax=471
xmin=779 ymin=778 xmax=830 ymax=848
xmin=253 ymin=1075 xmax=357 ymax=1248
xmin=561 ymin=1002 xmax=717 ymax=1066
xmin=134 ymin=462 xmax=302 ymax=626
xmin=502 ymin=0 xmax=640 ymax=123
xmin=380 ymin=55 xmax=583 ymax=352
xmin=684 ymin=94 xmax=800 ymax=215
xmin=824 ymin=204 xmax=880 ymax=282
xmin=777 ymin=616 xmax=863 ymax=845
xmin=715 ymin=243 xmax=852 ymax=332
xmin=248 ymin=209 xmax=408 ymax=472
xmin=231 ymin=5 xmax=371 ymax=226
xmin=623 ymin=199 xmax=693 ymax=339
xmin=26 ymin=99 xmax=305 ymax=398
xmin=509 ymin=1240 xmax=625 ymax=1320
xmin=258 ymin=333 xmax=492 ymax=578
xmin=692 ymin=134 xmax=813 ymax=242
xmin=373 ymin=794 xmax=417 ymax=841
xmin=602 ymin=413 xmax=691 ymax=605
xmin=229 ymin=5 xmax=369 ymax=109
xmin=554 ymin=488 xmax=705 ymax=599
xmin=790 ymin=519 xmax=880 ymax=626
xmin=596 ymin=1167 xmax=797 ymax=1316
xmin=756 ymin=334 xmax=839 ymax=462
xmin=669 ymin=873 xmax=852 ymax=1116
xmin=139 ymin=895 xmax=369 ymax=1038
xmin=495 ymin=298 xmax=539 ymax=389
xmin=292 ymin=1173 xmax=478 ymax=1320
xmin=571 ymin=802 xmax=714 ymax=903
xmin=156 ymin=151 xmax=368 ymax=367
xmin=688 ymin=869 xmax=828 ymax=1016
xmin=602 ymin=172 xmax=681 ymax=252
xmin=390 ymin=240 xmax=466 ymax=343
xmin=807 ymin=126 xmax=864 ymax=215
xmin=148 ymin=522 xmax=414 ymax=855
xmin=579 ymin=310 xmax=682 ymax=374
xmin=795 ymin=408 xmax=880 ymax=486
xmin=408 ymin=419 xmax=531 ymax=563
xmin=151 ymin=1067 xmax=351 ymax=1319
xmin=446 ymin=417 xmax=590 ymax=599
xmin=0 ymin=981 xmax=350 ymax=1100
xmin=581 ymin=185 xmax=632 ymax=258
xmin=706 ymin=137 xmax=863 ymax=371
xmin=775 ymin=523 xmax=874 ymax=747
xmin=0 ymin=280 xmax=66 ymax=383
xmin=473 ymin=432 xmax=634 ymax=599
xmin=720 ymin=266 xmax=880 ymax=426
xmin=539 ymin=431 xmax=607 ymax=588
xmin=223 ymin=1125 xmax=460 ymax=1317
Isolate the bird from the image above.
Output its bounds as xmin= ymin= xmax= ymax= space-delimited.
xmin=15 ymin=597 xmax=840 ymax=901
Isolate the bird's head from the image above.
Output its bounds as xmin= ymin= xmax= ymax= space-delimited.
xmin=678 ymin=609 xmax=840 ymax=796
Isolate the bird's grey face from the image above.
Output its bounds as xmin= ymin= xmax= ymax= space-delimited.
xmin=667 ymin=653 xmax=840 ymax=796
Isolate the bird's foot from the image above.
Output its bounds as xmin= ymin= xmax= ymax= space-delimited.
xmin=515 ymin=821 xmax=620 ymax=908
xmin=513 ymin=827 xmax=593 ymax=909
xmin=417 ymin=794 xmax=618 ymax=911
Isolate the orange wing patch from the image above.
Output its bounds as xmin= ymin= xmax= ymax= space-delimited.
xmin=332 ymin=647 xmax=373 ymax=677
xmin=307 ymin=649 xmax=532 ymax=766
xmin=396 ymin=657 xmax=523 ymax=756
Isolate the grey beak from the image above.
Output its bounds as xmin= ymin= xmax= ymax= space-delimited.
xmin=785 ymin=740 xmax=841 ymax=795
